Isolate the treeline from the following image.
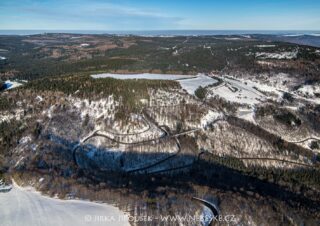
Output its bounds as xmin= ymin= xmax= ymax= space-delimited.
xmin=3 ymin=57 xmax=137 ymax=81
xmin=203 ymin=153 xmax=320 ymax=193
xmin=256 ymin=105 xmax=302 ymax=127
xmin=0 ymin=120 xmax=25 ymax=158
xmin=0 ymin=96 xmax=12 ymax=111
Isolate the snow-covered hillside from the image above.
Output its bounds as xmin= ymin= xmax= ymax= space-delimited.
xmin=0 ymin=181 xmax=129 ymax=226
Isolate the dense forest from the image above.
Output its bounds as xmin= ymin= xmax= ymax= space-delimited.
xmin=1 ymin=34 xmax=319 ymax=82
xmin=23 ymin=75 xmax=180 ymax=116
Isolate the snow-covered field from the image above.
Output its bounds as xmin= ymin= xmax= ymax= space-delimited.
xmin=0 ymin=181 xmax=129 ymax=226
xmin=178 ymin=74 xmax=218 ymax=94
xmin=91 ymin=73 xmax=218 ymax=95
xmin=208 ymin=77 xmax=266 ymax=106
xmin=91 ymin=73 xmax=191 ymax=80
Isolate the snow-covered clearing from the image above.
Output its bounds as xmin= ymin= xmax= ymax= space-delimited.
xmin=0 ymin=180 xmax=129 ymax=226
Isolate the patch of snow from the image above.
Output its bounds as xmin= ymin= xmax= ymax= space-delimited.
xmin=0 ymin=56 xmax=6 ymax=60
xmin=80 ymin=43 xmax=90 ymax=47
xmin=225 ymin=37 xmax=241 ymax=40
xmin=159 ymin=47 xmax=170 ymax=50
xmin=282 ymin=34 xmax=304 ymax=37
xmin=172 ymin=49 xmax=179 ymax=55
xmin=237 ymin=107 xmax=256 ymax=124
xmin=0 ymin=180 xmax=12 ymax=193
xmin=3 ymin=80 xmax=23 ymax=90
xmin=309 ymin=33 xmax=320 ymax=37
xmin=242 ymin=35 xmax=251 ymax=38
xmin=255 ymin=45 xmax=276 ymax=48
xmin=255 ymin=50 xmax=298 ymax=59
xmin=201 ymin=110 xmax=223 ymax=128
xmin=19 ymin=136 xmax=31 ymax=145
xmin=256 ymin=60 xmax=278 ymax=67
xmin=0 ymin=109 xmax=24 ymax=123
xmin=45 ymin=105 xmax=56 ymax=119
xmin=139 ymin=99 xmax=148 ymax=104
xmin=31 ymin=144 xmax=38 ymax=151
xmin=35 ymin=96 xmax=43 ymax=102
xmin=296 ymin=84 xmax=320 ymax=98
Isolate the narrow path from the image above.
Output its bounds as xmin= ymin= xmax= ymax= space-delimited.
xmin=238 ymin=157 xmax=314 ymax=167
xmin=102 ymin=115 xmax=151 ymax=136
xmin=71 ymin=108 xmax=202 ymax=171
xmin=288 ymin=137 xmax=320 ymax=144
xmin=127 ymin=137 xmax=181 ymax=174
xmin=201 ymin=151 xmax=316 ymax=168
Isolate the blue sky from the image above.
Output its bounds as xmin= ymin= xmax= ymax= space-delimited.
xmin=0 ymin=0 xmax=320 ymax=30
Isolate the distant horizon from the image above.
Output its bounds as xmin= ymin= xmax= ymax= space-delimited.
xmin=1 ymin=29 xmax=320 ymax=36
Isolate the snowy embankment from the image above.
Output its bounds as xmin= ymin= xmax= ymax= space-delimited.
xmin=0 ymin=180 xmax=129 ymax=226
xmin=0 ymin=179 xmax=12 ymax=192
xmin=91 ymin=73 xmax=218 ymax=95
